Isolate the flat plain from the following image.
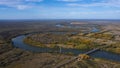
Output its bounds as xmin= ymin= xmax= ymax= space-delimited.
xmin=0 ymin=20 xmax=120 ymax=68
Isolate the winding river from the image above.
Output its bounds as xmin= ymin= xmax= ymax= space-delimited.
xmin=12 ymin=27 xmax=120 ymax=62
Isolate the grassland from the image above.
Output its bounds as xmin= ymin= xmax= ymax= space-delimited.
xmin=0 ymin=20 xmax=120 ymax=68
xmin=2 ymin=53 xmax=120 ymax=68
xmin=24 ymin=30 xmax=120 ymax=54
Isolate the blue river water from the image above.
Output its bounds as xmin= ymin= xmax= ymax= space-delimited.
xmin=12 ymin=34 xmax=120 ymax=62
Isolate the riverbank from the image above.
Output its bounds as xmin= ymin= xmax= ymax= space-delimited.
xmin=3 ymin=52 xmax=120 ymax=68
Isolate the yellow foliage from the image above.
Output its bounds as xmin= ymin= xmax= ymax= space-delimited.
xmin=79 ymin=38 xmax=92 ymax=45
xmin=115 ymin=48 xmax=120 ymax=54
xmin=78 ymin=54 xmax=90 ymax=60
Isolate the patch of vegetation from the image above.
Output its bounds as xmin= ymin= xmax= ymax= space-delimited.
xmin=105 ymin=42 xmax=120 ymax=54
xmin=24 ymin=32 xmax=100 ymax=50
xmin=78 ymin=54 xmax=90 ymax=60
xmin=24 ymin=30 xmax=120 ymax=55
xmin=24 ymin=32 xmax=71 ymax=48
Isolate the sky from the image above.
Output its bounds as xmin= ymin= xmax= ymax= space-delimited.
xmin=0 ymin=0 xmax=120 ymax=19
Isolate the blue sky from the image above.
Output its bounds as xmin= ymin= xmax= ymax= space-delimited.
xmin=0 ymin=0 xmax=120 ymax=19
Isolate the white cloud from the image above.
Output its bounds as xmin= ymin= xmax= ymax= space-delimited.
xmin=0 ymin=0 xmax=43 ymax=10
xmin=57 ymin=0 xmax=80 ymax=2
xmin=15 ymin=5 xmax=31 ymax=10
xmin=69 ymin=11 xmax=120 ymax=15
xmin=67 ymin=0 xmax=120 ymax=7
xmin=25 ymin=0 xmax=43 ymax=2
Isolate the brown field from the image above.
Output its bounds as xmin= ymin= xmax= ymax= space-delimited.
xmin=0 ymin=20 xmax=120 ymax=68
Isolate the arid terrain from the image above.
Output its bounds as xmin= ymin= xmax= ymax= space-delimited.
xmin=0 ymin=20 xmax=120 ymax=68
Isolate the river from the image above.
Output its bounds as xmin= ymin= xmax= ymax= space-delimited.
xmin=11 ymin=27 xmax=120 ymax=62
